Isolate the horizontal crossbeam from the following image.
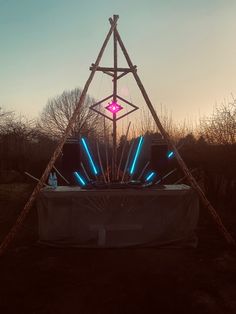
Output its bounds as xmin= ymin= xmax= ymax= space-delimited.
xmin=90 ymin=64 xmax=137 ymax=72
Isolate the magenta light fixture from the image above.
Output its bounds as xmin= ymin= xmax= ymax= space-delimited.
xmin=106 ymin=101 xmax=123 ymax=114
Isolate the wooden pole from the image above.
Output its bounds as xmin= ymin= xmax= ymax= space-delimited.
xmin=0 ymin=16 xmax=119 ymax=256
xmin=104 ymin=117 xmax=110 ymax=183
xmin=174 ymin=168 xmax=199 ymax=185
xmin=116 ymin=121 xmax=131 ymax=180
xmin=52 ymin=165 xmax=70 ymax=185
xmin=137 ymin=161 xmax=150 ymax=181
xmin=121 ymin=139 xmax=134 ymax=183
xmin=81 ymin=162 xmax=91 ymax=181
xmin=96 ymin=141 xmax=107 ymax=183
xmin=24 ymin=172 xmax=50 ymax=187
xmin=156 ymin=168 xmax=177 ymax=184
xmin=112 ymin=14 xmax=119 ymax=181
xmin=114 ymin=25 xmax=235 ymax=245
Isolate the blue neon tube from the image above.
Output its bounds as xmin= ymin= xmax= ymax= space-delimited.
xmin=167 ymin=151 xmax=174 ymax=159
xmin=74 ymin=171 xmax=86 ymax=186
xmin=81 ymin=137 xmax=98 ymax=175
xmin=129 ymin=136 xmax=144 ymax=175
xmin=145 ymin=171 xmax=156 ymax=182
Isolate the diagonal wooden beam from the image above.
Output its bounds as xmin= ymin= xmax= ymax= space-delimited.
xmin=116 ymin=70 xmax=135 ymax=80
xmin=113 ymin=23 xmax=235 ymax=246
xmin=103 ymin=71 xmax=114 ymax=78
xmin=0 ymin=15 xmax=119 ymax=256
xmin=116 ymin=121 xmax=131 ymax=180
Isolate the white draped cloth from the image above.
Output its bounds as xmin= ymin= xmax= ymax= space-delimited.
xmin=37 ymin=184 xmax=199 ymax=248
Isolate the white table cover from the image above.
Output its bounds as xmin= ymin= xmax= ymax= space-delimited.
xmin=37 ymin=184 xmax=199 ymax=248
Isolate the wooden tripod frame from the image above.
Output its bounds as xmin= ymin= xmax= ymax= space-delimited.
xmin=0 ymin=15 xmax=234 ymax=256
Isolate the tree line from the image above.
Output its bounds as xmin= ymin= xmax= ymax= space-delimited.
xmin=0 ymin=88 xmax=235 ymax=190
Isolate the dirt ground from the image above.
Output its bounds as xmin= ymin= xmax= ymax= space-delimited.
xmin=0 ymin=183 xmax=236 ymax=314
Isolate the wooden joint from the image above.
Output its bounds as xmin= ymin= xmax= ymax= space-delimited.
xmin=116 ymin=66 xmax=137 ymax=80
xmin=109 ymin=15 xmax=119 ymax=27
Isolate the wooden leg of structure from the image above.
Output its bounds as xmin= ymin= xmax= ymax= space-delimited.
xmin=0 ymin=17 xmax=119 ymax=256
xmin=114 ymin=27 xmax=235 ymax=245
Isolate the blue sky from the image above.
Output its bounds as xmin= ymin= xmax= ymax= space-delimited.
xmin=0 ymin=0 xmax=236 ymax=123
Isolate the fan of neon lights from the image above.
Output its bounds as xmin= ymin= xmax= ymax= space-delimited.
xmin=72 ymin=136 xmax=175 ymax=187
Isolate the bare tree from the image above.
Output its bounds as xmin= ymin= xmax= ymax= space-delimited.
xmin=138 ymin=105 xmax=195 ymax=143
xmin=199 ymin=99 xmax=236 ymax=144
xmin=0 ymin=111 xmax=57 ymax=173
xmin=0 ymin=107 xmax=14 ymax=133
xmin=38 ymin=88 xmax=102 ymax=139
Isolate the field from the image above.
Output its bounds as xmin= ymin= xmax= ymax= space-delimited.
xmin=0 ymin=183 xmax=236 ymax=314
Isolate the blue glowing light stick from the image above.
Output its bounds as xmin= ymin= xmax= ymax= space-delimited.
xmin=167 ymin=151 xmax=174 ymax=159
xmin=145 ymin=171 xmax=156 ymax=182
xmin=81 ymin=137 xmax=98 ymax=175
xmin=129 ymin=136 xmax=144 ymax=175
xmin=74 ymin=171 xmax=86 ymax=186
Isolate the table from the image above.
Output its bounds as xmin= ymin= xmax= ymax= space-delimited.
xmin=37 ymin=184 xmax=199 ymax=248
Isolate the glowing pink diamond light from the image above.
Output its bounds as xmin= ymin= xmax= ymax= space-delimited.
xmin=106 ymin=101 xmax=123 ymax=114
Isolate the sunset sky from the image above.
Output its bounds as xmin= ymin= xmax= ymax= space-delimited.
xmin=0 ymin=0 xmax=236 ymax=123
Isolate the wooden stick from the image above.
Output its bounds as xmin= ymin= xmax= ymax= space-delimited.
xmin=121 ymin=139 xmax=134 ymax=183
xmin=116 ymin=121 xmax=131 ymax=180
xmin=0 ymin=16 xmax=119 ymax=256
xmin=114 ymin=25 xmax=235 ymax=245
xmin=116 ymin=71 xmax=131 ymax=80
xmin=81 ymin=162 xmax=91 ymax=181
xmin=174 ymin=168 xmax=198 ymax=185
xmin=104 ymin=117 xmax=110 ymax=183
xmin=156 ymin=168 xmax=177 ymax=184
xmin=24 ymin=172 xmax=50 ymax=187
xmin=90 ymin=66 xmax=134 ymax=72
xmin=103 ymin=71 xmax=114 ymax=77
xmin=96 ymin=141 xmax=107 ymax=183
xmin=137 ymin=161 xmax=150 ymax=181
xmin=52 ymin=165 xmax=70 ymax=185
xmin=112 ymin=14 xmax=118 ymax=181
